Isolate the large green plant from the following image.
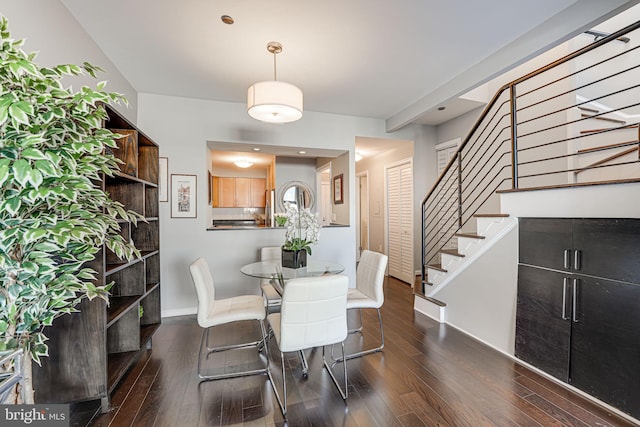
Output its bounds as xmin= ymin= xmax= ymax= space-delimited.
xmin=0 ymin=17 xmax=140 ymax=403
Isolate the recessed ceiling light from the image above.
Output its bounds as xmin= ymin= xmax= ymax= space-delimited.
xmin=252 ymin=147 xmax=261 ymax=152
xmin=298 ymin=150 xmax=306 ymax=155
xmin=221 ymin=15 xmax=234 ymax=25
xmin=234 ymin=159 xmax=253 ymax=168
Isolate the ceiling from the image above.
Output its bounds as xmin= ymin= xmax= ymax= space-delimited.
xmin=58 ymin=1 xmax=637 ymax=130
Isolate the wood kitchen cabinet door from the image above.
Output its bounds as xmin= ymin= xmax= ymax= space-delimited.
xmin=570 ymin=276 xmax=640 ymax=420
xmin=235 ymin=178 xmax=251 ymax=207
xmin=515 ymin=264 xmax=572 ymax=382
xmin=213 ymin=177 xmax=236 ymax=207
xmin=250 ymin=178 xmax=266 ymax=207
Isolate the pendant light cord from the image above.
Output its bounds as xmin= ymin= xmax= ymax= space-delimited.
xmin=273 ymin=51 xmax=278 ymax=81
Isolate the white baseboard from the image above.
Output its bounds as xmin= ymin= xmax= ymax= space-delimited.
xmin=413 ymin=297 xmax=445 ymax=323
xmin=161 ymin=306 xmax=197 ymax=318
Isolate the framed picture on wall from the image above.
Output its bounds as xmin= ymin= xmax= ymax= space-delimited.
xmin=171 ymin=174 xmax=197 ymax=218
xmin=333 ymin=174 xmax=344 ymax=204
xmin=159 ymin=157 xmax=168 ymax=202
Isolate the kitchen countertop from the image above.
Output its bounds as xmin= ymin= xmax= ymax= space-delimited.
xmin=207 ymin=223 xmax=349 ymax=231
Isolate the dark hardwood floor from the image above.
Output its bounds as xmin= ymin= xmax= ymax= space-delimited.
xmin=82 ymin=277 xmax=638 ymax=427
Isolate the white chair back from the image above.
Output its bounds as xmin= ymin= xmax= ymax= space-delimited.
xmin=189 ymin=257 xmax=216 ymax=328
xmin=261 ymin=246 xmax=281 ymax=262
xmin=278 ymin=275 xmax=348 ymax=352
xmin=356 ymin=250 xmax=388 ymax=308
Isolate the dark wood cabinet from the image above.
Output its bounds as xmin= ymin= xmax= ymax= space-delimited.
xmin=515 ymin=265 xmax=571 ymax=382
xmin=516 ymin=218 xmax=640 ymax=420
xmin=570 ymin=275 xmax=640 ymax=418
xmin=33 ymin=105 xmax=161 ymax=412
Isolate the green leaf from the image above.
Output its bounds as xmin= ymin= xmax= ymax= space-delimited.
xmin=22 ymin=148 xmax=46 ymax=160
xmin=24 ymin=228 xmax=47 ymax=243
xmin=9 ymin=101 xmax=33 ymax=125
xmin=12 ymin=158 xmax=30 ymax=186
xmin=28 ymin=168 xmax=43 ymax=188
xmin=34 ymin=159 xmax=58 ymax=177
xmin=2 ymin=197 xmax=21 ymax=216
xmin=0 ymin=163 xmax=9 ymax=187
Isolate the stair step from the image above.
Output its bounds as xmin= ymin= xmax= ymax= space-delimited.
xmin=473 ymin=213 xmax=509 ymax=218
xmin=576 ymin=139 xmax=638 ymax=154
xmin=454 ymin=232 xmax=486 ymax=239
xmin=427 ymin=264 xmax=448 ymax=273
xmin=578 ymin=106 xmax=599 ymax=114
xmin=581 ymin=113 xmax=626 ymax=125
xmin=580 ymin=124 xmax=637 ymax=134
xmin=575 ymin=146 xmax=638 ymax=175
xmin=415 ymin=295 xmax=446 ymax=307
xmin=440 ymin=249 xmax=465 ymax=258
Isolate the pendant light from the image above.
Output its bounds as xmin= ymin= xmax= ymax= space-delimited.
xmin=247 ymin=42 xmax=303 ymax=123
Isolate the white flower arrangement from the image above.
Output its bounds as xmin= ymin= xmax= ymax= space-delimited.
xmin=282 ymin=204 xmax=320 ymax=254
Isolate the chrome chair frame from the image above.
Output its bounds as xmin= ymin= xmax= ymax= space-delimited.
xmin=190 ymin=257 xmax=269 ymax=382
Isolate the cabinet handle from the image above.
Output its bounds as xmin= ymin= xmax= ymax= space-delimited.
xmin=572 ymin=278 xmax=580 ymax=323
xmin=561 ymin=277 xmax=570 ymax=320
xmin=563 ymin=250 xmax=571 ymax=269
xmin=574 ymin=250 xmax=581 ymax=271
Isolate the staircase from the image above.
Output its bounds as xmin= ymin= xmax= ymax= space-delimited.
xmin=423 ymin=214 xmax=516 ymax=295
xmin=416 ymin=20 xmax=640 ymax=319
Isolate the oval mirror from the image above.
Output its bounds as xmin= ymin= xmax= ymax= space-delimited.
xmin=278 ymin=181 xmax=315 ymax=212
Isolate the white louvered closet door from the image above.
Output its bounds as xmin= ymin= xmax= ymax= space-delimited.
xmin=387 ymin=161 xmax=414 ymax=285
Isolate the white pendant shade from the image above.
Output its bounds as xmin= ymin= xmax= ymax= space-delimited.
xmin=247 ymin=80 xmax=303 ymax=123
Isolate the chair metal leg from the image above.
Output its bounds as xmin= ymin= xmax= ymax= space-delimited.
xmin=298 ymin=350 xmax=308 ymax=377
xmin=348 ymin=309 xmax=364 ymax=334
xmin=336 ymin=308 xmax=384 ymax=362
xmin=266 ymin=349 xmax=288 ymax=417
xmin=197 ymin=320 xmax=269 ymax=381
xmin=323 ymin=343 xmax=348 ymax=400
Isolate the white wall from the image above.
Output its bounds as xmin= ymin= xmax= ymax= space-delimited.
xmin=136 ymin=93 xmax=417 ymax=316
xmin=435 ymin=225 xmax=519 ymax=354
xmin=0 ymin=1 xmax=138 ymax=123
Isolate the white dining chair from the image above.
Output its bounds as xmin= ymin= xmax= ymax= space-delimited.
xmin=260 ymin=246 xmax=283 ymax=313
xmin=266 ymin=274 xmax=349 ymax=417
xmin=189 ymin=257 xmax=268 ymax=381
xmin=341 ymin=250 xmax=388 ymax=360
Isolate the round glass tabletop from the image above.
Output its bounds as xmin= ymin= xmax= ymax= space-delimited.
xmin=240 ymin=259 xmax=345 ymax=280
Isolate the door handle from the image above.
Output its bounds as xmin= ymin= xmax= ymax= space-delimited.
xmin=563 ymin=250 xmax=571 ymax=269
xmin=572 ymin=278 xmax=580 ymax=323
xmin=561 ymin=277 xmax=570 ymax=320
xmin=574 ymin=250 xmax=581 ymax=271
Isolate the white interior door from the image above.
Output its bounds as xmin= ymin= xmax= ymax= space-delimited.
xmin=386 ymin=160 xmax=414 ymax=285
xmin=316 ymin=165 xmax=332 ymax=226
xmin=356 ymin=172 xmax=369 ymax=261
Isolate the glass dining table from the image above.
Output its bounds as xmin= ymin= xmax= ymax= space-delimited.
xmin=240 ymin=259 xmax=345 ymax=295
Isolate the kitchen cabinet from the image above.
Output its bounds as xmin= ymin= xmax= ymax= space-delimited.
xmin=516 ymin=218 xmax=640 ymax=420
xmin=250 ymin=177 xmax=266 ymax=207
xmin=212 ymin=177 xmax=266 ymax=208
xmin=213 ymin=177 xmax=236 ymax=207
xmin=32 ymin=105 xmax=161 ymax=412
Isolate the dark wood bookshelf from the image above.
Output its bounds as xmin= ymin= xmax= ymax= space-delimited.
xmin=33 ymin=104 xmax=162 ymax=414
